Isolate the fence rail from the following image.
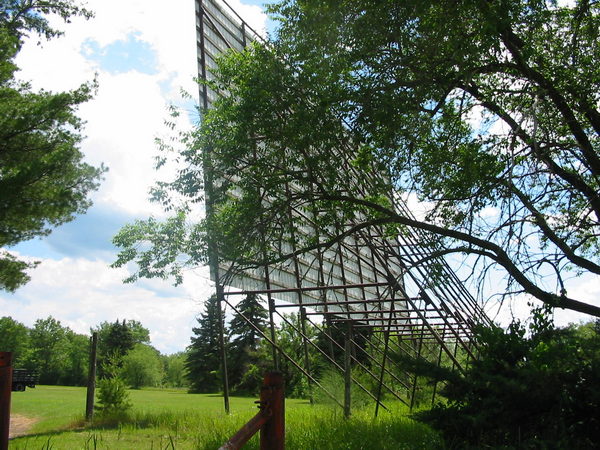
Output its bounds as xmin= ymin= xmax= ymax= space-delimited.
xmin=219 ymin=372 xmax=284 ymax=450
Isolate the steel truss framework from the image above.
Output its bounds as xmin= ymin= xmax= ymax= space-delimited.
xmin=195 ymin=0 xmax=491 ymax=414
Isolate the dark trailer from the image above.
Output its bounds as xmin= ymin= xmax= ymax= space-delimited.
xmin=11 ymin=369 xmax=38 ymax=392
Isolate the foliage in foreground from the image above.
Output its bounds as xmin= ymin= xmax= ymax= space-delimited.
xmin=0 ymin=0 xmax=104 ymax=292
xmin=406 ymin=313 xmax=600 ymax=448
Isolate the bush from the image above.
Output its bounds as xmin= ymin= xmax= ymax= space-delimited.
xmin=95 ymin=377 xmax=132 ymax=418
xmin=313 ymin=368 xmax=372 ymax=408
xmin=409 ymin=309 xmax=600 ymax=448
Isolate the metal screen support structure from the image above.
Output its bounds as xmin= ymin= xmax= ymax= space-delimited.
xmin=195 ymin=0 xmax=490 ymax=414
xmin=0 ymin=352 xmax=12 ymax=450
xmin=409 ymin=324 xmax=426 ymax=412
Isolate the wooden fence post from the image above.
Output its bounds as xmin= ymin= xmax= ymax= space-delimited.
xmin=86 ymin=332 xmax=98 ymax=421
xmin=260 ymin=372 xmax=285 ymax=450
xmin=0 ymin=352 xmax=13 ymax=450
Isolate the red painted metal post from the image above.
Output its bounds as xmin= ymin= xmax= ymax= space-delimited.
xmin=0 ymin=352 xmax=13 ymax=450
xmin=260 ymin=372 xmax=285 ymax=450
xmin=218 ymin=409 xmax=270 ymax=450
xmin=219 ymin=372 xmax=285 ymax=450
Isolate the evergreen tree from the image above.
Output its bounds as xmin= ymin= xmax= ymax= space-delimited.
xmin=228 ymin=293 xmax=268 ymax=393
xmin=185 ymin=295 xmax=224 ymax=393
xmin=93 ymin=319 xmax=136 ymax=378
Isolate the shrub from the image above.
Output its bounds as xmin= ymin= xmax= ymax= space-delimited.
xmin=95 ymin=377 xmax=132 ymax=418
xmin=313 ymin=368 xmax=372 ymax=408
xmin=407 ymin=309 xmax=600 ymax=448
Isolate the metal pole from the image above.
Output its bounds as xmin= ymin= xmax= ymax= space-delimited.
xmin=85 ymin=333 xmax=98 ymax=421
xmin=374 ymin=324 xmax=391 ymax=417
xmin=197 ymin=0 xmax=230 ymax=415
xmin=217 ymin=285 xmax=231 ymax=414
xmin=410 ymin=324 xmax=426 ymax=412
xmin=266 ymin=288 xmax=279 ymax=370
xmin=299 ymin=308 xmax=314 ymax=403
xmin=0 ymin=352 xmax=13 ymax=450
xmin=431 ymin=328 xmax=446 ymax=407
xmin=344 ymin=336 xmax=352 ymax=419
xmin=218 ymin=371 xmax=285 ymax=450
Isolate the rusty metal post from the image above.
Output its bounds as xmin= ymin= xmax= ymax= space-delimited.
xmin=219 ymin=372 xmax=285 ymax=450
xmin=410 ymin=324 xmax=426 ymax=412
xmin=0 ymin=352 xmax=13 ymax=450
xmin=260 ymin=372 xmax=285 ymax=450
xmin=86 ymin=332 xmax=98 ymax=421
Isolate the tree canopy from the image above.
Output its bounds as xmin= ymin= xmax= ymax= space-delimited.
xmin=114 ymin=0 xmax=600 ymax=317
xmin=0 ymin=0 xmax=104 ymax=292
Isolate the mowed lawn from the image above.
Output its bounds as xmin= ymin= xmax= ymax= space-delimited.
xmin=9 ymin=385 xmax=442 ymax=449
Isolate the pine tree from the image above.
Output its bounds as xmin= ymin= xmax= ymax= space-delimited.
xmin=228 ymin=294 xmax=268 ymax=393
xmin=94 ymin=319 xmax=136 ymax=378
xmin=185 ymin=295 xmax=225 ymax=393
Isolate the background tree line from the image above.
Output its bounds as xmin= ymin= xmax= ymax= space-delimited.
xmin=0 ymin=316 xmax=187 ymax=389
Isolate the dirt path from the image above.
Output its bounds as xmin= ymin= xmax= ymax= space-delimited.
xmin=9 ymin=414 xmax=38 ymax=439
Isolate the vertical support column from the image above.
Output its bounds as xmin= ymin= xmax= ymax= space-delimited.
xmin=197 ymin=0 xmax=209 ymax=112
xmin=344 ymin=336 xmax=352 ymax=419
xmin=265 ymin=274 xmax=279 ymax=371
xmin=197 ymin=0 xmax=230 ymax=415
xmin=299 ymin=307 xmax=313 ymax=403
xmin=260 ymin=372 xmax=285 ymax=450
xmin=374 ymin=322 xmax=391 ymax=417
xmin=430 ymin=327 xmax=447 ymax=407
xmin=0 ymin=352 xmax=13 ymax=450
xmin=410 ymin=324 xmax=425 ymax=412
xmin=217 ymin=285 xmax=231 ymax=414
xmin=86 ymin=333 xmax=98 ymax=421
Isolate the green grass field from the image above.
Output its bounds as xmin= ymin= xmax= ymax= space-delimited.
xmin=9 ymin=386 xmax=442 ymax=449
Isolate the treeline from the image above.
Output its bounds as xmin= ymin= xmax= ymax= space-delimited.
xmin=0 ymin=316 xmax=187 ymax=388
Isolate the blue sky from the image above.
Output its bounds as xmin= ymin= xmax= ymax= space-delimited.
xmin=0 ymin=0 xmax=271 ymax=354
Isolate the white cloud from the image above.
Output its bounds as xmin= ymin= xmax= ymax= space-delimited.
xmin=487 ymin=272 xmax=600 ymax=329
xmin=0 ymin=255 xmax=213 ymax=353
xmin=216 ymin=0 xmax=268 ymax=37
xmin=79 ymin=70 xmax=172 ymax=215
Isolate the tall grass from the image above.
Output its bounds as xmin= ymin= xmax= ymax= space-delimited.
xmin=10 ymin=386 xmax=442 ymax=449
